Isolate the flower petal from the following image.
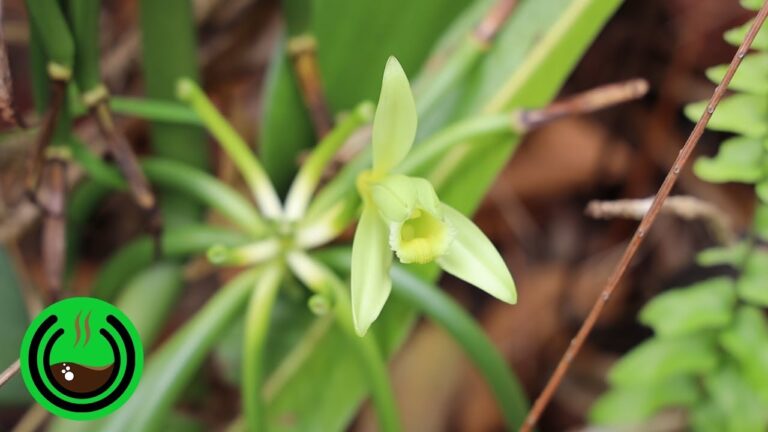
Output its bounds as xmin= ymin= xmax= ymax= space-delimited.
xmin=371 ymin=174 xmax=441 ymax=223
xmin=372 ymin=57 xmax=417 ymax=174
xmin=437 ymin=204 xmax=517 ymax=304
xmin=351 ymin=204 xmax=393 ymax=335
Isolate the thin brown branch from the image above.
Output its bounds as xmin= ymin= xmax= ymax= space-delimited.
xmin=586 ymin=195 xmax=735 ymax=245
xmin=25 ymin=80 xmax=66 ymax=198
xmin=41 ymin=154 xmax=67 ymax=302
xmin=517 ymin=78 xmax=649 ymax=131
xmin=0 ymin=358 xmax=20 ymax=388
xmin=520 ymin=3 xmax=768 ymax=431
xmin=474 ymin=0 xmax=519 ymax=45
xmin=287 ymin=34 xmax=333 ymax=138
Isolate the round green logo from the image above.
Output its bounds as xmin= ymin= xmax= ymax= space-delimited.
xmin=19 ymin=297 xmax=143 ymax=420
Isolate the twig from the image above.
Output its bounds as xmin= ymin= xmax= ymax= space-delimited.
xmin=0 ymin=358 xmax=20 ymax=388
xmin=520 ymin=3 xmax=768 ymax=430
xmin=516 ymin=78 xmax=649 ymax=131
xmin=474 ymin=0 xmax=519 ymax=45
xmin=586 ymin=195 xmax=734 ymax=245
xmin=287 ymin=34 xmax=333 ymax=137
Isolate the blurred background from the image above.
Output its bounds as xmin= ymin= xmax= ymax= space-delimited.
xmin=0 ymin=0 xmax=759 ymax=430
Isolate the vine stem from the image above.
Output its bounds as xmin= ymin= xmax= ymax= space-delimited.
xmin=0 ymin=359 xmax=20 ymax=388
xmin=520 ymin=3 xmax=768 ymax=431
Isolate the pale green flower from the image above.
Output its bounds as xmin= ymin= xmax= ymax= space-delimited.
xmin=352 ymin=57 xmax=517 ymax=336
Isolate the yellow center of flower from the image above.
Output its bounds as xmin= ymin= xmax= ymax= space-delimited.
xmin=391 ymin=209 xmax=453 ymax=264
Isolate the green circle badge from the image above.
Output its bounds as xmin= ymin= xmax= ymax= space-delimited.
xmin=19 ymin=297 xmax=143 ymax=420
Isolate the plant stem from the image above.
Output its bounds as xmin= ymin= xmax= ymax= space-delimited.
xmin=284 ymin=101 xmax=373 ymax=219
xmin=139 ymin=0 xmax=206 ymax=225
xmin=177 ymin=79 xmax=283 ymax=218
xmin=0 ymin=359 xmax=20 ymax=388
xmin=109 ymin=97 xmax=201 ymax=126
xmin=288 ymin=252 xmax=401 ymax=432
xmin=243 ymin=264 xmax=283 ymax=432
xmin=521 ymin=4 xmax=768 ymax=430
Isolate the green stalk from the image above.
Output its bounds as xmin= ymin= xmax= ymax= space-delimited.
xmin=177 ymin=79 xmax=283 ymax=218
xmin=101 ymin=268 xmax=261 ymax=432
xmin=24 ymin=0 xmax=74 ymax=80
xmin=243 ymin=264 xmax=284 ymax=432
xmin=109 ymin=97 xmax=201 ymax=126
xmin=288 ymin=252 xmax=401 ymax=432
xmin=64 ymin=0 xmax=101 ymax=94
xmin=91 ymin=225 xmax=247 ymax=300
xmin=284 ymin=101 xmax=373 ymax=219
xmin=139 ymin=0 xmax=207 ymax=225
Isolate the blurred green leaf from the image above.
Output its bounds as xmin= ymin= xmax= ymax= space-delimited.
xmin=260 ymin=0 xmax=471 ymax=192
xmin=691 ymin=400 xmax=728 ymax=432
xmin=588 ymin=376 xmax=699 ymax=426
xmin=725 ymin=19 xmax=768 ymax=51
xmin=685 ymin=94 xmax=768 ymax=138
xmin=707 ymin=53 xmax=768 ymax=95
xmin=693 ymin=136 xmax=766 ymax=183
xmin=755 ymin=203 xmax=768 ymax=240
xmin=97 ymin=269 xmax=261 ymax=432
xmin=115 ymin=263 xmax=184 ymax=346
xmin=696 ymin=241 xmax=750 ymax=267
xmin=741 ymin=0 xmax=763 ymax=11
xmin=639 ymin=277 xmax=736 ymax=337
xmin=705 ymin=365 xmax=768 ymax=432
xmin=0 ymin=247 xmax=30 ymax=405
xmin=737 ymin=249 xmax=768 ymax=305
xmin=757 ymin=179 xmax=768 ymax=203
xmin=608 ymin=335 xmax=718 ymax=387
xmin=720 ymin=306 xmax=768 ymax=403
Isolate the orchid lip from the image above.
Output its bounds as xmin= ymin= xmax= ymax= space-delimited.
xmin=389 ymin=207 xmax=454 ymax=264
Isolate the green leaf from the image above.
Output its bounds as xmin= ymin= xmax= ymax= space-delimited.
xmin=437 ymin=204 xmax=516 ymax=303
xmin=114 ymin=263 xmax=184 ymax=347
xmin=684 ymin=94 xmax=768 ymax=138
xmin=372 ymin=57 xmax=418 ymax=174
xmin=243 ymin=265 xmax=284 ymax=432
xmin=350 ymin=204 xmax=393 ymax=335
xmin=757 ymin=179 xmax=768 ymax=203
xmin=741 ymin=0 xmax=763 ymax=10
xmin=608 ymin=335 xmax=718 ymax=387
xmin=697 ymin=241 xmax=750 ymax=267
xmin=690 ymin=400 xmax=728 ymax=432
xmin=0 ymin=247 xmax=30 ymax=405
xmin=725 ymin=19 xmax=768 ymax=51
xmin=737 ymin=249 xmax=768 ymax=305
xmin=705 ymin=365 xmax=768 ymax=432
xmin=693 ymin=136 xmax=765 ymax=183
xmin=639 ymin=277 xmax=736 ymax=337
xmin=706 ymin=53 xmax=768 ymax=95
xmin=720 ymin=306 xmax=768 ymax=403
xmin=755 ymin=203 xmax=768 ymax=240
xmin=588 ymin=377 xmax=699 ymax=426
xmin=98 ymin=268 xmax=260 ymax=432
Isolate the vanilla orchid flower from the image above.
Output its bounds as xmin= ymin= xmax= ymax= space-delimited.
xmin=351 ymin=57 xmax=517 ymax=336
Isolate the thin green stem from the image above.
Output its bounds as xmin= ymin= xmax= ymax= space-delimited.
xmin=109 ymin=97 xmax=202 ymax=126
xmin=284 ymin=102 xmax=373 ymax=220
xmin=288 ymin=252 xmax=401 ymax=432
xmin=207 ymin=239 xmax=282 ymax=267
xmin=243 ymin=264 xmax=284 ymax=432
xmin=177 ymin=78 xmax=283 ymax=218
